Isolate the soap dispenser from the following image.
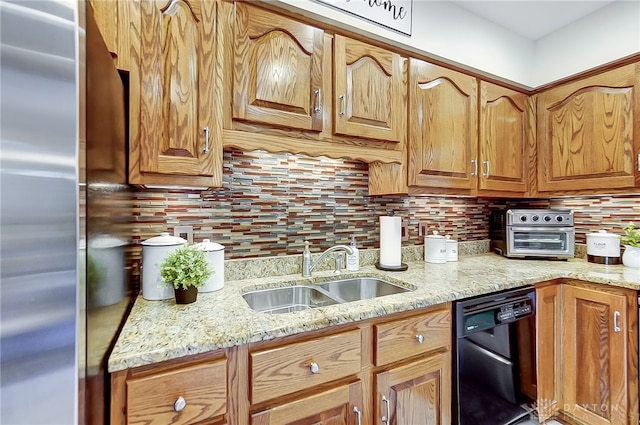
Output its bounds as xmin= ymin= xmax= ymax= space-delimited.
xmin=346 ymin=235 xmax=360 ymax=271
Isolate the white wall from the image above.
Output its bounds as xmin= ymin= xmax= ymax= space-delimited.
xmin=270 ymin=0 xmax=640 ymax=88
xmin=532 ymin=1 xmax=640 ymax=87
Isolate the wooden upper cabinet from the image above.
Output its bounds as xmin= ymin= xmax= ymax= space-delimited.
xmin=233 ymin=3 xmax=324 ymax=132
xmin=479 ymin=81 xmax=531 ymax=194
xmin=537 ymin=62 xmax=640 ymax=193
xmin=129 ymin=0 xmax=222 ymax=187
xmin=407 ymin=58 xmax=477 ymax=190
xmin=89 ymin=0 xmax=131 ymax=70
xmin=334 ymin=35 xmax=405 ymax=143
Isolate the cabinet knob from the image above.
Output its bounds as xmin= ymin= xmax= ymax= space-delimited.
xmin=174 ymin=396 xmax=187 ymax=412
xmin=310 ymin=362 xmax=319 ymax=374
xmin=415 ymin=334 xmax=424 ymax=344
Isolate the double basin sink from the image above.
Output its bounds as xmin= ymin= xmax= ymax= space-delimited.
xmin=242 ymin=277 xmax=412 ymax=314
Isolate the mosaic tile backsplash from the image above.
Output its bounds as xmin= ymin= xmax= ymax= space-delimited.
xmin=130 ymin=149 xmax=640 ymax=264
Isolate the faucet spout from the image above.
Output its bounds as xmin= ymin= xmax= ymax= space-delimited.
xmin=302 ymin=241 xmax=354 ymax=277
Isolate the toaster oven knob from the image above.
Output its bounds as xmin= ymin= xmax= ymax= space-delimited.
xmin=544 ymin=215 xmax=552 ymax=222
xmin=531 ymin=215 xmax=539 ymax=222
xmin=556 ymin=216 xmax=564 ymax=222
xmin=520 ymin=215 xmax=527 ymax=222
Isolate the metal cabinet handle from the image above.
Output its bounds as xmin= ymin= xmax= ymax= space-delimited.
xmin=310 ymin=362 xmax=319 ymax=374
xmin=339 ymin=94 xmax=345 ymax=116
xmin=470 ymin=159 xmax=478 ymax=177
xmin=314 ymin=89 xmax=322 ymax=114
xmin=381 ymin=395 xmax=390 ymax=424
xmin=482 ymin=160 xmax=490 ymax=177
xmin=174 ymin=396 xmax=187 ymax=412
xmin=353 ymin=406 xmax=362 ymax=425
xmin=614 ymin=311 xmax=621 ymax=332
xmin=416 ymin=334 xmax=424 ymax=344
xmin=203 ymin=126 xmax=210 ymax=154
xmin=637 ymin=153 xmax=640 ymax=171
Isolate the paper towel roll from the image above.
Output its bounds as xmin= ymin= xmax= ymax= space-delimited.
xmin=379 ymin=215 xmax=402 ymax=267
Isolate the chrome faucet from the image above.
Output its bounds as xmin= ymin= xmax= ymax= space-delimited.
xmin=302 ymin=240 xmax=354 ymax=277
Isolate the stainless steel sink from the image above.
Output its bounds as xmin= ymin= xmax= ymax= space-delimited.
xmin=242 ymin=285 xmax=341 ymax=314
xmin=242 ymin=277 xmax=412 ymax=314
xmin=318 ymin=277 xmax=411 ymax=302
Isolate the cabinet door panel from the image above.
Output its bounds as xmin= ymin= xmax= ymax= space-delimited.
xmin=479 ymin=81 xmax=530 ymax=193
xmin=536 ymin=284 xmax=562 ymax=422
xmin=130 ymin=0 xmax=221 ymax=187
xmin=376 ymin=351 xmax=451 ymax=425
xmin=334 ymin=35 xmax=404 ymax=143
xmin=251 ymin=381 xmax=364 ymax=425
xmin=233 ymin=4 xmax=324 ymax=131
xmin=537 ymin=63 xmax=640 ymax=192
xmin=408 ymin=58 xmax=477 ymax=190
xmin=562 ymin=285 xmax=628 ymax=425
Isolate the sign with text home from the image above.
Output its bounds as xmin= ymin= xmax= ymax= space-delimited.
xmin=316 ymin=0 xmax=413 ymax=36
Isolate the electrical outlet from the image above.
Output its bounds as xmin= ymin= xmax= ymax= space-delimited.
xmin=418 ymin=221 xmax=430 ymax=237
xmin=401 ymin=222 xmax=409 ymax=242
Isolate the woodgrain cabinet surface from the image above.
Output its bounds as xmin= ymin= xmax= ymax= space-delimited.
xmin=89 ymin=0 xmax=131 ymax=70
xmin=232 ymin=2 xmax=324 ymax=132
xmin=479 ymin=81 xmax=532 ymax=195
xmin=537 ymin=62 xmax=640 ymax=194
xmin=406 ymin=58 xmax=478 ymax=191
xmin=333 ymin=34 xmax=406 ymax=144
xmin=128 ymin=0 xmax=222 ymax=187
xmin=251 ymin=381 xmax=364 ymax=425
xmin=375 ymin=351 xmax=451 ymax=425
xmin=536 ymin=281 xmax=639 ymax=425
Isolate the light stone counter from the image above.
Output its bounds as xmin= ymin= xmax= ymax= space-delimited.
xmin=108 ymin=253 xmax=640 ymax=372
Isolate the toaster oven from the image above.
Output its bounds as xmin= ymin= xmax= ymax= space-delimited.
xmin=490 ymin=209 xmax=575 ymax=259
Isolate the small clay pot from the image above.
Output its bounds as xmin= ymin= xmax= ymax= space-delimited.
xmin=174 ymin=285 xmax=198 ymax=304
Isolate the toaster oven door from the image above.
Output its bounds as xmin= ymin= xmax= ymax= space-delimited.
xmin=507 ymin=226 xmax=575 ymax=257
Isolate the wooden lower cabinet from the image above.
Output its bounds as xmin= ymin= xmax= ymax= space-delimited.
xmin=536 ymin=281 xmax=638 ymax=425
xmin=111 ymin=305 xmax=452 ymax=425
xmin=375 ymin=351 xmax=451 ymax=425
xmin=251 ymin=381 xmax=364 ymax=425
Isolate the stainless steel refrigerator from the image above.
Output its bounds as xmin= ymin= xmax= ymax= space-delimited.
xmin=1 ymin=1 xmax=133 ymax=423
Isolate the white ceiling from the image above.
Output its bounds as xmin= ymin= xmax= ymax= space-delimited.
xmin=451 ymin=0 xmax=618 ymax=40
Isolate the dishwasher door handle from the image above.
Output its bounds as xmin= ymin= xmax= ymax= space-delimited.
xmin=614 ymin=311 xmax=621 ymax=332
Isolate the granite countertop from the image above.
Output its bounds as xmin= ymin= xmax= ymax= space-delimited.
xmin=108 ymin=253 xmax=640 ymax=372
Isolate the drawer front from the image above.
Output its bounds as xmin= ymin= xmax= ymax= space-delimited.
xmin=126 ymin=359 xmax=227 ymax=425
xmin=251 ymin=329 xmax=362 ymax=404
xmin=375 ymin=307 xmax=451 ymax=366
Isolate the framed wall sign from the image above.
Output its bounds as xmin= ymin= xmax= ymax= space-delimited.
xmin=315 ymin=0 xmax=413 ymax=36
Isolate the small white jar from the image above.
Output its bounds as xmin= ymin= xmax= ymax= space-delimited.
xmin=445 ymin=235 xmax=458 ymax=262
xmin=622 ymin=245 xmax=640 ymax=269
xmin=141 ymin=232 xmax=187 ymax=300
xmin=586 ymin=230 xmax=621 ymax=265
xmin=196 ymin=239 xmax=225 ymax=292
xmin=425 ymin=231 xmax=447 ymax=264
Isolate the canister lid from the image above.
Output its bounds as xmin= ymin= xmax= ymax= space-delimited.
xmin=588 ymin=230 xmax=620 ymax=239
xmin=426 ymin=230 xmax=445 ymax=239
xmin=196 ymin=238 xmax=225 ymax=252
xmin=141 ymin=232 xmax=187 ymax=246
xmin=89 ymin=235 xmax=128 ymax=249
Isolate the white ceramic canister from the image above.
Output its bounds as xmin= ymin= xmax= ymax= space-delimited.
xmin=586 ymin=230 xmax=621 ymax=265
xmin=445 ymin=235 xmax=458 ymax=262
xmin=88 ymin=235 xmax=128 ymax=307
xmin=141 ymin=232 xmax=187 ymax=300
xmin=425 ymin=231 xmax=447 ymax=264
xmin=196 ymin=239 xmax=225 ymax=292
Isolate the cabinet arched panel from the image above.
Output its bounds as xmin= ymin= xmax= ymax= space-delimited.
xmin=537 ymin=63 xmax=640 ymax=193
xmin=408 ymin=59 xmax=477 ymax=190
xmin=479 ymin=81 xmax=530 ymax=194
xmin=346 ymin=56 xmax=392 ymax=127
xmin=233 ymin=3 xmax=324 ymax=131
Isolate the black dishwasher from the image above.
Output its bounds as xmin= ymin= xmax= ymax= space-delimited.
xmin=453 ymin=286 xmax=536 ymax=425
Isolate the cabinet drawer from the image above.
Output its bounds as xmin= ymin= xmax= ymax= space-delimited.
xmin=251 ymin=329 xmax=362 ymax=404
xmin=126 ymin=359 xmax=227 ymax=425
xmin=375 ymin=307 xmax=451 ymax=366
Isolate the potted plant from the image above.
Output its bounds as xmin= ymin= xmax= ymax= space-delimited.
xmin=621 ymin=223 xmax=640 ymax=269
xmin=160 ymin=245 xmax=213 ymax=304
